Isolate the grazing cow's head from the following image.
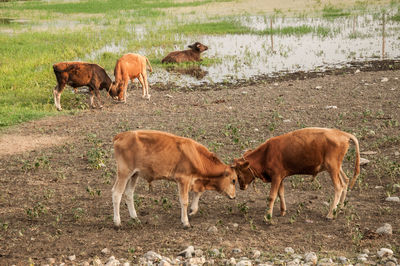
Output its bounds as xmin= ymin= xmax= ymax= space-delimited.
xmin=232 ymin=158 xmax=254 ymax=190
xmin=108 ymin=81 xmax=121 ymax=99
xmin=218 ymin=166 xmax=237 ymax=199
xmin=188 ymin=42 xmax=208 ymax=53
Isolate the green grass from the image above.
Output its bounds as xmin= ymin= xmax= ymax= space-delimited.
xmin=322 ymin=5 xmax=351 ymax=18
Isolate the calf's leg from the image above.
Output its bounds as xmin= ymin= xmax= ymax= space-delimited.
xmin=111 ymin=166 xmax=132 ymax=227
xmin=339 ymin=168 xmax=349 ymax=205
xmin=124 ymin=172 xmax=140 ymax=221
xmin=189 ymin=192 xmax=203 ymax=216
xmin=53 ymin=84 xmax=64 ymax=111
xmin=264 ymin=177 xmax=281 ymax=222
xmin=138 ymin=74 xmax=150 ymax=99
xmin=278 ymin=182 xmax=287 ymax=216
xmin=326 ymin=168 xmax=344 ymax=219
xmin=177 ymin=182 xmax=191 ymax=228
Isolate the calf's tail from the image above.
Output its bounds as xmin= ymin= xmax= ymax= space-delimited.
xmin=145 ymin=57 xmax=153 ymax=72
xmin=348 ymin=133 xmax=360 ymax=189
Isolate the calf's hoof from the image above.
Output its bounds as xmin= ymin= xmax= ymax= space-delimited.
xmin=183 ymin=224 xmax=192 ymax=230
xmin=280 ymin=210 xmax=287 ymax=216
xmin=189 ymin=209 xmax=198 ymax=216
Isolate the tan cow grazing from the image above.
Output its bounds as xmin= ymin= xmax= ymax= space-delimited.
xmin=233 ymin=128 xmax=360 ymax=222
xmin=109 ymin=53 xmax=152 ymax=103
xmin=53 ymin=62 xmax=116 ymax=111
xmin=112 ymin=130 xmax=237 ymax=228
xmin=161 ymin=42 xmax=208 ymax=63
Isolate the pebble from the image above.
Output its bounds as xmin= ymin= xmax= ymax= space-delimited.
xmin=236 ymin=260 xmax=252 ymax=266
xmin=393 ymin=184 xmax=400 ymax=190
xmin=101 ymin=248 xmax=110 ymax=255
xmin=395 ymin=151 xmax=400 ymax=157
xmin=385 ymin=196 xmax=400 ymax=202
xmin=357 ymin=254 xmax=368 ymax=262
xmin=252 ymin=250 xmax=261 ymax=259
xmin=92 ymin=257 xmax=103 ymax=266
xmin=159 ymin=260 xmax=171 ymax=266
xmin=232 ymin=248 xmax=242 ymax=254
xmin=376 ymin=223 xmax=393 ymax=235
xmin=283 ymin=119 xmax=291 ymax=123
xmin=355 ymin=69 xmax=361 ymax=73
xmin=178 ymin=246 xmax=195 ymax=258
xmin=188 ymin=257 xmax=206 ymax=265
xmin=67 ymin=255 xmax=76 ymax=261
xmin=381 ymin=77 xmax=389 ymax=82
xmin=360 ymin=158 xmax=370 ymax=165
xmin=105 ymin=256 xmax=120 ymax=266
xmin=227 ymin=257 xmax=236 ymax=265
xmin=208 ymin=225 xmax=218 ymax=234
xmin=145 ymin=250 xmax=163 ymax=261
xmin=285 ymin=247 xmax=295 ymax=254
xmin=363 ymin=248 xmax=370 ymax=254
xmin=210 ymin=248 xmax=220 ymax=257
xmin=233 ymin=223 xmax=239 ymax=228
xmin=315 ymin=86 xmax=322 ymax=89
xmin=360 ymin=151 xmax=377 ymax=155
xmin=375 ymin=186 xmax=384 ymax=189
xmin=304 ymin=252 xmax=318 ymax=264
xmin=325 ymin=105 xmax=337 ymax=109
xmin=338 ymin=256 xmax=347 ymax=263
xmin=195 ymin=249 xmax=204 ymax=257
xmin=377 ymin=248 xmax=394 ymax=257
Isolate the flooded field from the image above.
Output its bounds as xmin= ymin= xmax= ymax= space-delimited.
xmin=149 ymin=12 xmax=400 ymax=87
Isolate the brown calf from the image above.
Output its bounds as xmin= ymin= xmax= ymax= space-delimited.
xmin=161 ymin=42 xmax=208 ymax=63
xmin=53 ymin=62 xmax=115 ymax=111
xmin=112 ymin=130 xmax=237 ymax=228
xmin=109 ymin=53 xmax=152 ymax=103
xmin=233 ymin=127 xmax=360 ymax=221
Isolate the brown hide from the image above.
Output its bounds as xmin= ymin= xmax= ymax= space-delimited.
xmin=233 ymin=127 xmax=360 ymax=221
xmin=161 ymin=42 xmax=208 ymax=63
xmin=52 ymin=62 xmax=112 ymax=111
xmin=110 ymin=53 xmax=152 ymax=102
xmin=112 ymin=130 xmax=237 ymax=227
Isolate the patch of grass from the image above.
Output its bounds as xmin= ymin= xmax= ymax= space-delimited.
xmin=322 ymin=5 xmax=351 ymax=18
xmin=391 ymin=11 xmax=400 ymax=21
xmin=175 ymin=20 xmax=251 ymax=35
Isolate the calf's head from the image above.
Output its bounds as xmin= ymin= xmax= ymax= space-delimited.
xmin=217 ymin=167 xmax=237 ymax=199
xmin=232 ymin=158 xmax=254 ymax=190
xmin=108 ymin=81 xmax=122 ymax=99
xmin=188 ymin=42 xmax=208 ymax=53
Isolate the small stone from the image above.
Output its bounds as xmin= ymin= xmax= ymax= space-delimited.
xmin=363 ymin=248 xmax=370 ymax=254
xmin=178 ymin=246 xmax=195 ymax=258
xmin=233 ymin=223 xmax=239 ymax=228
xmin=159 ymin=260 xmax=171 ymax=266
xmin=304 ymin=252 xmax=317 ymax=264
xmin=208 ymin=225 xmax=218 ymax=234
xmin=285 ymin=247 xmax=295 ymax=254
xmin=273 ymin=83 xmax=279 ymax=86
xmin=105 ymin=256 xmax=120 ymax=266
xmin=355 ymin=69 xmax=361 ymax=74
xmin=375 ymin=186 xmax=384 ymax=189
xmin=145 ymin=251 xmax=163 ymax=261
xmin=227 ymin=257 xmax=236 ymax=265
xmin=232 ymin=248 xmax=241 ymax=253
xmin=360 ymin=158 xmax=370 ymax=165
xmin=377 ymin=248 xmax=393 ymax=257
xmin=305 ymin=219 xmax=314 ymax=223
xmin=210 ymin=248 xmax=220 ymax=257
xmin=82 ymin=262 xmax=90 ymax=266
xmin=236 ymin=260 xmax=252 ymax=266
xmin=68 ymin=255 xmax=76 ymax=261
xmin=287 ymin=259 xmax=300 ymax=266
xmin=393 ymin=184 xmax=400 ymax=190
xmin=283 ymin=119 xmax=291 ymax=123
xmin=254 ymin=128 xmax=259 ymax=132
xmin=242 ymin=91 xmax=248 ymax=95
xmin=252 ymin=250 xmax=261 ymax=259
xmin=165 ymin=94 xmax=173 ymax=98
xmin=46 ymin=258 xmax=56 ymax=264
xmin=194 ymin=249 xmax=203 ymax=257
xmin=101 ymin=248 xmax=110 ymax=255
xmin=385 ymin=196 xmax=400 ymax=202
xmin=368 ymin=130 xmax=376 ymax=136
xmin=376 ymin=223 xmax=393 ymax=235
xmin=357 ymin=254 xmax=368 ymax=262
xmin=395 ymin=151 xmax=400 ymax=157
xmin=323 ymin=201 xmax=330 ymax=206
xmin=325 ymin=105 xmax=338 ymax=109
xmin=381 ymin=77 xmax=389 ymax=82
xmin=385 ymin=261 xmax=396 ymax=266
xmin=188 ymin=257 xmax=206 ymax=265
xmin=315 ymin=86 xmax=322 ymax=89
xmin=92 ymin=257 xmax=103 ymax=266
xmin=338 ymin=256 xmax=347 ymax=263
xmin=122 ymin=262 xmax=130 ymax=266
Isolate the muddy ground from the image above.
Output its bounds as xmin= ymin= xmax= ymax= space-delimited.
xmin=0 ymin=64 xmax=399 ymax=265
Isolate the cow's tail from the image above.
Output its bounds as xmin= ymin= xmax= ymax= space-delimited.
xmin=145 ymin=57 xmax=153 ymax=73
xmin=348 ymin=133 xmax=360 ymax=189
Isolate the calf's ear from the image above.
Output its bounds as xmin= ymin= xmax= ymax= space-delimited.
xmin=231 ymin=159 xmax=250 ymax=170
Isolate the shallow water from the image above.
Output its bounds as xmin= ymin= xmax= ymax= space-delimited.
xmin=150 ymin=12 xmax=400 ymax=88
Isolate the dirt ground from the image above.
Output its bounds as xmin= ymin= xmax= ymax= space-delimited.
xmin=0 ymin=64 xmax=399 ymax=265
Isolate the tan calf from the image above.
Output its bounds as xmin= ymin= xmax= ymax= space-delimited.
xmin=109 ymin=53 xmax=152 ymax=103
xmin=233 ymin=128 xmax=360 ymax=222
xmin=112 ymin=130 xmax=237 ymax=228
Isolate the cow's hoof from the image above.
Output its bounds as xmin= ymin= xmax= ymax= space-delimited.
xmin=189 ymin=209 xmax=198 ymax=216
xmin=56 ymin=108 xmax=62 ymax=111
xmin=98 ymin=105 xmax=103 ymax=109
xmin=183 ymin=224 xmax=192 ymax=230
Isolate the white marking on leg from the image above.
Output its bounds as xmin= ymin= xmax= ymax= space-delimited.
xmin=125 ymin=174 xmax=139 ymax=219
xmin=178 ymin=182 xmax=190 ymax=227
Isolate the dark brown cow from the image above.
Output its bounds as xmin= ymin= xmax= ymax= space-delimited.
xmin=109 ymin=53 xmax=152 ymax=103
xmin=161 ymin=42 xmax=208 ymax=63
xmin=53 ymin=62 xmax=116 ymax=111
xmin=233 ymin=127 xmax=360 ymax=222
xmin=112 ymin=130 xmax=237 ymax=228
